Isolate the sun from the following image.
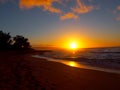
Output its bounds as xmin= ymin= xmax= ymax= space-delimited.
xmin=70 ymin=42 xmax=78 ymax=49
xmin=62 ymin=39 xmax=84 ymax=50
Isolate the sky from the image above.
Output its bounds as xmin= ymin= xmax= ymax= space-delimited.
xmin=0 ymin=0 xmax=120 ymax=48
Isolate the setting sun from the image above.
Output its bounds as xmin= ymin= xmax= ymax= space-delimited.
xmin=70 ymin=42 xmax=77 ymax=49
xmin=62 ymin=40 xmax=84 ymax=50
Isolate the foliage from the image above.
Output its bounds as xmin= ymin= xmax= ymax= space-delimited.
xmin=0 ymin=30 xmax=31 ymax=50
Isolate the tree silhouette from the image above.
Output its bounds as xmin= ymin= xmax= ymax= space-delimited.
xmin=13 ymin=35 xmax=30 ymax=50
xmin=0 ymin=31 xmax=12 ymax=50
xmin=0 ymin=30 xmax=31 ymax=50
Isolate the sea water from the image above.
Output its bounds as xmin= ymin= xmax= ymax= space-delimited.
xmin=32 ymin=47 xmax=120 ymax=74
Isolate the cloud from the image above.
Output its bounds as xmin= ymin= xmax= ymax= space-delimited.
xmin=60 ymin=0 xmax=94 ymax=20
xmin=114 ymin=5 xmax=120 ymax=13
xmin=60 ymin=12 xmax=79 ymax=20
xmin=72 ymin=0 xmax=94 ymax=14
xmin=117 ymin=6 xmax=120 ymax=11
xmin=114 ymin=6 xmax=120 ymax=21
xmin=19 ymin=0 xmax=62 ymax=14
xmin=0 ymin=0 xmax=94 ymax=20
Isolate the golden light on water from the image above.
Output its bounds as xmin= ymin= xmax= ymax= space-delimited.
xmin=68 ymin=61 xmax=77 ymax=67
xmin=57 ymin=60 xmax=78 ymax=67
xmin=55 ymin=60 xmax=88 ymax=68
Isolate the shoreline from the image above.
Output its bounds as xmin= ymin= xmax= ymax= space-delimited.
xmin=0 ymin=51 xmax=120 ymax=90
xmin=28 ymin=55 xmax=120 ymax=90
xmin=32 ymin=55 xmax=120 ymax=74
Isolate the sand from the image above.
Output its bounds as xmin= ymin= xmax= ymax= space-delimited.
xmin=0 ymin=51 xmax=120 ymax=90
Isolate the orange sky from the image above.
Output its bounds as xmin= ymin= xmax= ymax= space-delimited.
xmin=1 ymin=0 xmax=120 ymax=49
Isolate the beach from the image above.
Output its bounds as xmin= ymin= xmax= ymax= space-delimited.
xmin=0 ymin=51 xmax=120 ymax=90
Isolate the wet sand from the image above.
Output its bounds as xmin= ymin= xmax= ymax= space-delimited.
xmin=0 ymin=51 xmax=120 ymax=90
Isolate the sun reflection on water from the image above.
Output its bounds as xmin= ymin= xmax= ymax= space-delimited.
xmin=56 ymin=60 xmax=88 ymax=68
xmin=58 ymin=60 xmax=81 ymax=67
xmin=68 ymin=61 xmax=77 ymax=67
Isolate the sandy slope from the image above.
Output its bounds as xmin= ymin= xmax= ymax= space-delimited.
xmin=0 ymin=51 xmax=120 ymax=90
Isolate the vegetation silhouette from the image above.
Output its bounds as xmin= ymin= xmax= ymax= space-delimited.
xmin=0 ymin=30 xmax=31 ymax=50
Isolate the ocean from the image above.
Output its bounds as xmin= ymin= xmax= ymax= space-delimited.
xmin=32 ymin=47 xmax=120 ymax=74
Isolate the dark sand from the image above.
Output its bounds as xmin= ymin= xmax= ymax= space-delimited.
xmin=0 ymin=51 xmax=120 ymax=90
